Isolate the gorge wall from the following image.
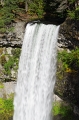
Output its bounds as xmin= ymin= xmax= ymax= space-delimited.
xmin=0 ymin=0 xmax=79 ymax=117
xmin=0 ymin=18 xmax=79 ymax=112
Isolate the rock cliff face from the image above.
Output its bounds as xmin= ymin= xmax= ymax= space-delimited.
xmin=58 ymin=18 xmax=79 ymax=49
xmin=55 ymin=19 xmax=79 ymax=115
xmin=0 ymin=0 xmax=79 ymax=116
xmin=44 ymin=0 xmax=67 ymax=20
xmin=1 ymin=19 xmax=79 ymax=49
xmin=0 ymin=22 xmax=25 ymax=48
xmin=55 ymin=71 xmax=79 ymax=109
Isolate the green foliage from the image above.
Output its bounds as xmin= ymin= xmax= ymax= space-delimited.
xmin=0 ymin=28 xmax=7 ymax=33
xmin=0 ymin=26 xmax=14 ymax=33
xmin=8 ymin=27 xmax=14 ymax=32
xmin=58 ymin=48 xmax=79 ymax=72
xmin=0 ymin=0 xmax=25 ymax=32
xmin=75 ymin=7 xmax=79 ymax=19
xmin=53 ymin=102 xmax=72 ymax=119
xmin=3 ymin=99 xmax=13 ymax=111
xmin=67 ymin=7 xmax=79 ymax=20
xmin=28 ymin=0 xmax=44 ymax=18
xmin=0 ymin=98 xmax=13 ymax=120
xmin=67 ymin=0 xmax=79 ymax=19
xmin=4 ymin=56 xmax=15 ymax=75
xmin=4 ymin=48 xmax=21 ymax=75
xmin=67 ymin=10 xmax=75 ymax=19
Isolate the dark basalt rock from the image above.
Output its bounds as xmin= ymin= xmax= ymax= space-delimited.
xmin=58 ymin=18 xmax=79 ymax=49
xmin=55 ymin=18 xmax=79 ymax=116
xmin=55 ymin=71 xmax=79 ymax=116
xmin=44 ymin=0 xmax=67 ymax=21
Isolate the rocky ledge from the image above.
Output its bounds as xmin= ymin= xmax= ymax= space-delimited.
xmin=0 ymin=22 xmax=25 ymax=48
xmin=0 ymin=19 xmax=79 ymax=49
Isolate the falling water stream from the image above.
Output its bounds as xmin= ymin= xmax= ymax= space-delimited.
xmin=13 ymin=23 xmax=60 ymax=120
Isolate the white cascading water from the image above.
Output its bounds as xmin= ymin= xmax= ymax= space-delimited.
xmin=13 ymin=23 xmax=60 ymax=120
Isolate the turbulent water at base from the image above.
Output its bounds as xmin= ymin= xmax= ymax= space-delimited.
xmin=13 ymin=23 xmax=60 ymax=120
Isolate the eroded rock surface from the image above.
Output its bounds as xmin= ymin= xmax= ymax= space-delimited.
xmin=0 ymin=22 xmax=25 ymax=47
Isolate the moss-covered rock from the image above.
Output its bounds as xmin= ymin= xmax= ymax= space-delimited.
xmin=0 ymin=47 xmax=21 ymax=82
xmin=55 ymin=49 xmax=79 ymax=115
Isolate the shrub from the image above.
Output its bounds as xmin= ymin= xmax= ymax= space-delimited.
xmin=28 ymin=0 xmax=44 ymax=18
xmin=0 ymin=98 xmax=13 ymax=120
xmin=4 ymin=48 xmax=21 ymax=75
xmin=4 ymin=57 xmax=15 ymax=75
xmin=67 ymin=0 xmax=79 ymax=19
xmin=58 ymin=48 xmax=79 ymax=72
xmin=53 ymin=102 xmax=73 ymax=119
xmin=0 ymin=0 xmax=26 ymax=32
xmin=67 ymin=10 xmax=75 ymax=19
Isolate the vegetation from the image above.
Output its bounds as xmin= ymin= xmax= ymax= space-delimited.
xmin=58 ymin=48 xmax=79 ymax=73
xmin=0 ymin=97 xmax=13 ymax=120
xmin=57 ymin=48 xmax=79 ymax=80
xmin=53 ymin=102 xmax=73 ymax=120
xmin=0 ymin=0 xmax=45 ymax=32
xmin=0 ymin=0 xmax=78 ymax=30
xmin=28 ymin=0 xmax=44 ymax=18
xmin=67 ymin=0 xmax=79 ymax=19
xmin=0 ymin=47 xmax=21 ymax=78
xmin=0 ymin=0 xmax=26 ymax=32
xmin=4 ymin=48 xmax=21 ymax=75
xmin=0 ymin=54 xmax=6 ymax=66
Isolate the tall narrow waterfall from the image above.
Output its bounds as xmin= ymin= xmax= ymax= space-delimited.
xmin=13 ymin=23 xmax=60 ymax=120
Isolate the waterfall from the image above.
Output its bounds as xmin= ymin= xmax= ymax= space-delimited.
xmin=13 ymin=23 xmax=60 ymax=120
